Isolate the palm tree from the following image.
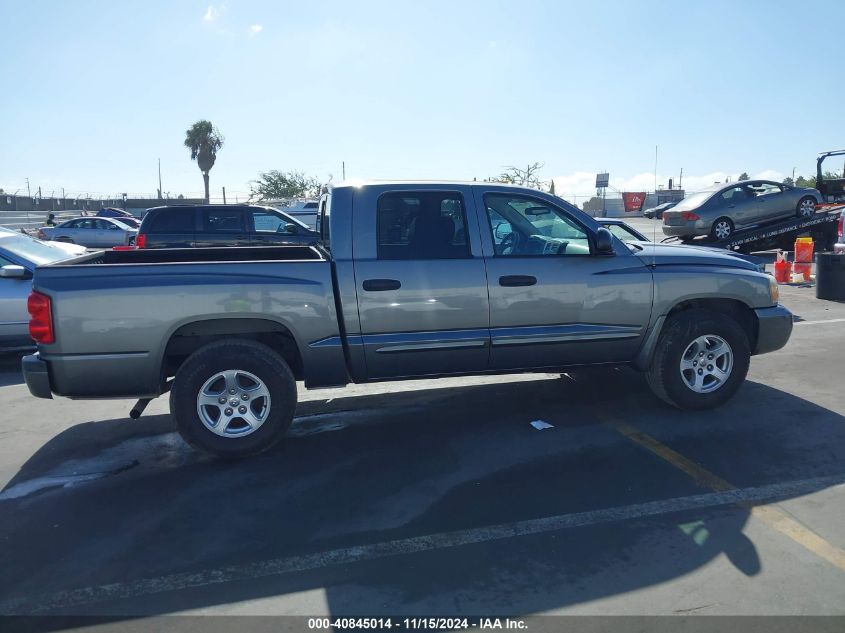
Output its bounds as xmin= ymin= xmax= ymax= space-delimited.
xmin=184 ymin=120 xmax=224 ymax=203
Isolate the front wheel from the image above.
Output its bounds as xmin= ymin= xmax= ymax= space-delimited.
xmin=170 ymin=339 xmax=297 ymax=458
xmin=797 ymin=196 xmax=816 ymax=219
xmin=645 ymin=309 xmax=750 ymax=409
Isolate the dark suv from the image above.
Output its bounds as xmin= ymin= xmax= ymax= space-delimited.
xmin=136 ymin=205 xmax=319 ymax=249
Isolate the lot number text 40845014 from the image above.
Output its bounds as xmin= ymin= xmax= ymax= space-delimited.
xmin=307 ymin=617 xmax=528 ymax=630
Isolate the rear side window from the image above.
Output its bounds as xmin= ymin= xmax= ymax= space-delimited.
xmin=147 ymin=209 xmax=195 ymax=234
xmin=377 ymin=191 xmax=469 ymax=260
xmin=203 ymin=209 xmax=245 ymax=233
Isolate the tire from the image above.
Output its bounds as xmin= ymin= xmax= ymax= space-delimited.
xmin=645 ymin=309 xmax=750 ymax=410
xmin=796 ymin=196 xmax=816 ymax=219
xmin=710 ymin=217 xmax=734 ymax=241
xmin=170 ymin=339 xmax=297 ymax=458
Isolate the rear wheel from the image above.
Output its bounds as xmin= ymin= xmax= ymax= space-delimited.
xmin=646 ymin=309 xmax=750 ymax=410
xmin=797 ymin=196 xmax=816 ymax=219
xmin=170 ymin=339 xmax=297 ymax=458
xmin=710 ymin=217 xmax=734 ymax=240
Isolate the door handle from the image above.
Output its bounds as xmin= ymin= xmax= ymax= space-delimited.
xmin=499 ymin=275 xmax=537 ymax=287
xmin=363 ymin=279 xmax=401 ymax=291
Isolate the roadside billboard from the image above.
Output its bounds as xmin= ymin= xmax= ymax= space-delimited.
xmin=622 ymin=192 xmax=647 ymax=213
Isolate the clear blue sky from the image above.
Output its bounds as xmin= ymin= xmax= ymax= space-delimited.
xmin=2 ymin=0 xmax=844 ymax=201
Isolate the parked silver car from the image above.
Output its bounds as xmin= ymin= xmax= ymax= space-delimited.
xmin=662 ymin=180 xmax=822 ymax=240
xmin=0 ymin=231 xmax=80 ymax=350
xmin=38 ymin=216 xmax=137 ymax=248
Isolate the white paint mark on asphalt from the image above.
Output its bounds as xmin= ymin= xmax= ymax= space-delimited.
xmin=1 ymin=473 xmax=842 ymax=615
xmin=794 ymin=318 xmax=845 ymax=326
xmin=530 ymin=420 xmax=554 ymax=430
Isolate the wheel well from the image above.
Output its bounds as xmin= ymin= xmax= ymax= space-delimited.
xmin=162 ymin=319 xmax=303 ymax=383
xmin=666 ymin=298 xmax=757 ymax=348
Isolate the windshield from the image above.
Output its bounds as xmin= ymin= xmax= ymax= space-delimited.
xmin=671 ymin=191 xmax=715 ymax=211
xmin=0 ymin=234 xmax=74 ymax=265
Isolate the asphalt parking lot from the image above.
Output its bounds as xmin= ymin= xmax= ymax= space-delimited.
xmin=1 ymin=282 xmax=844 ymax=623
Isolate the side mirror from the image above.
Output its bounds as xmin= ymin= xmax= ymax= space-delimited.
xmin=594 ymin=227 xmax=615 ymax=255
xmin=0 ymin=265 xmax=30 ymax=279
xmin=284 ymin=223 xmax=297 ymax=234
xmin=494 ymin=222 xmax=512 ymax=240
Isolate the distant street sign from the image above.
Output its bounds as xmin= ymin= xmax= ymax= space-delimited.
xmin=596 ymin=173 xmax=609 ymax=188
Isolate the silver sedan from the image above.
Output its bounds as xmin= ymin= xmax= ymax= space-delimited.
xmin=0 ymin=231 xmax=81 ymax=351
xmin=39 ymin=216 xmax=137 ymax=248
xmin=662 ymin=180 xmax=822 ymax=240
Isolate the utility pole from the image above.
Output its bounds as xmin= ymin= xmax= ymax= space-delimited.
xmin=792 ymin=167 xmax=796 ymax=183
xmin=222 ymin=187 xmax=227 ymax=204
xmin=654 ymin=145 xmax=658 ymax=193
xmin=158 ymin=158 xmax=163 ymax=199
xmin=342 ymin=161 xmax=346 ymax=180
xmin=679 ymin=167 xmax=683 ymax=190
xmin=25 ymin=178 xmax=31 ymax=198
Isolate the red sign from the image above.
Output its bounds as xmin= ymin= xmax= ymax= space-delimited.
xmin=622 ymin=192 xmax=647 ymax=213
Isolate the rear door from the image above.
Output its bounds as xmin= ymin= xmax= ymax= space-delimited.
xmin=477 ymin=189 xmax=653 ymax=370
xmin=145 ymin=208 xmax=196 ymax=248
xmin=352 ymin=186 xmax=491 ymax=379
xmin=195 ymin=207 xmax=250 ymax=247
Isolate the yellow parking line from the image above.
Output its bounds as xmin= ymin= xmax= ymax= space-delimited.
xmin=599 ymin=412 xmax=845 ymax=572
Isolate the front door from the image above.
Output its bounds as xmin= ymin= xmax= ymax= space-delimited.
xmin=352 ymin=187 xmax=490 ymax=379
xmin=476 ymin=190 xmax=653 ymax=370
xmin=750 ymin=181 xmax=787 ymax=222
xmin=0 ymin=255 xmax=32 ymax=347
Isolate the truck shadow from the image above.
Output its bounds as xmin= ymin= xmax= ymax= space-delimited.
xmin=1 ymin=371 xmax=844 ymax=621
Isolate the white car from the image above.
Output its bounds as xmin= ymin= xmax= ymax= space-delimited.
xmin=38 ymin=216 xmax=137 ymax=248
xmin=0 ymin=227 xmax=87 ymax=256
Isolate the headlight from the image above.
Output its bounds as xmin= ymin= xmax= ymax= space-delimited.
xmin=769 ymin=275 xmax=779 ymax=304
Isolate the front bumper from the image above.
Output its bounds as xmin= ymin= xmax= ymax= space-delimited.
xmin=754 ymin=304 xmax=793 ymax=355
xmin=22 ymin=353 xmax=53 ymax=399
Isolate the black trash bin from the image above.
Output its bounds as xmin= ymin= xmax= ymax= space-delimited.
xmin=816 ymin=253 xmax=845 ymax=300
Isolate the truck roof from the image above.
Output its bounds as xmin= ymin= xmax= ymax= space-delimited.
xmin=327 ymin=179 xmax=547 ymax=192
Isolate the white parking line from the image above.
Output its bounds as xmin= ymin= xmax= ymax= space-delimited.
xmin=794 ymin=318 xmax=845 ymax=326
xmin=1 ymin=473 xmax=843 ymax=614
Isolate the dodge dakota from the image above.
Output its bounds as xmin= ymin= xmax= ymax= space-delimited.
xmin=21 ymin=181 xmax=793 ymax=457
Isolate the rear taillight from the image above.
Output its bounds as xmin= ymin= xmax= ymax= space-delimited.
xmin=681 ymin=211 xmax=701 ymax=221
xmin=28 ymin=291 xmax=54 ymax=344
xmin=136 ymin=233 xmax=147 ymax=248
xmin=838 ymin=215 xmax=843 ymax=240
xmin=37 ymin=229 xmax=46 ymax=240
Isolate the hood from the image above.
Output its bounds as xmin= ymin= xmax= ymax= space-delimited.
xmin=631 ymin=242 xmax=759 ymax=271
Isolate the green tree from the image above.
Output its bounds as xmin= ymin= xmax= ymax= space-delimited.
xmin=582 ymin=196 xmax=604 ymax=212
xmin=738 ymin=172 xmax=750 ymax=181
xmin=549 ymin=180 xmax=556 ymax=196
xmin=184 ymin=120 xmax=224 ymax=203
xmin=796 ymin=175 xmax=817 ymax=189
xmin=250 ymin=170 xmax=320 ymax=201
xmin=782 ymin=177 xmax=794 ymax=187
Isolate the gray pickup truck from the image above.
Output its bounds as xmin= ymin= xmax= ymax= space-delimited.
xmin=22 ymin=181 xmax=793 ymax=457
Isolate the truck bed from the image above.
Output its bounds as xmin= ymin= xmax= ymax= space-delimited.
xmin=31 ymin=245 xmax=348 ymax=397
